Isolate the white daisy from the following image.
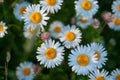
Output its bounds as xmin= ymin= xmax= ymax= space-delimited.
xmin=22 ymin=4 xmax=49 ymax=31
xmin=76 ymin=15 xmax=92 ymax=29
xmin=36 ymin=39 xmax=64 ymax=68
xmin=40 ymin=0 xmax=63 ymax=14
xmin=68 ymin=45 xmax=96 ymax=75
xmin=89 ymin=69 xmax=110 ymax=80
xmin=16 ymin=61 xmax=34 ymax=80
xmin=112 ymin=0 xmax=120 ymax=17
xmin=13 ymin=1 xmax=30 ymax=21
xmin=110 ymin=68 xmax=120 ymax=80
xmin=59 ymin=25 xmax=82 ymax=49
xmin=23 ymin=25 xmax=40 ymax=39
xmin=87 ymin=42 xmax=108 ymax=69
xmin=0 ymin=21 xmax=7 ymax=38
xmin=49 ymin=20 xmax=64 ymax=38
xmin=75 ymin=0 xmax=99 ymax=17
xmin=108 ymin=17 xmax=120 ymax=31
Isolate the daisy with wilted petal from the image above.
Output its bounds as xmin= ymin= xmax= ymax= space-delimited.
xmin=68 ymin=45 xmax=96 ymax=75
xmin=36 ymin=39 xmax=64 ymax=68
xmin=75 ymin=0 xmax=99 ymax=17
xmin=76 ymin=15 xmax=92 ymax=29
xmin=108 ymin=17 xmax=120 ymax=31
xmin=16 ymin=61 xmax=34 ymax=80
xmin=88 ymin=42 xmax=108 ymax=69
xmin=110 ymin=68 xmax=120 ymax=80
xmin=112 ymin=0 xmax=120 ymax=17
xmin=89 ymin=69 xmax=110 ymax=80
xmin=23 ymin=4 xmax=49 ymax=31
xmin=13 ymin=1 xmax=30 ymax=21
xmin=23 ymin=25 xmax=40 ymax=39
xmin=40 ymin=0 xmax=63 ymax=14
xmin=59 ymin=25 xmax=82 ymax=49
xmin=0 ymin=21 xmax=7 ymax=38
xmin=49 ymin=21 xmax=64 ymax=38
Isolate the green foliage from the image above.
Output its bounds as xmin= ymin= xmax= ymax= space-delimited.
xmin=0 ymin=0 xmax=120 ymax=80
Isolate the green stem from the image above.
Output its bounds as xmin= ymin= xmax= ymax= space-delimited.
xmin=5 ymin=62 xmax=8 ymax=80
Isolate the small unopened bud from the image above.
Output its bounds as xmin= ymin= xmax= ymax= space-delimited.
xmin=101 ymin=11 xmax=113 ymax=23
xmin=6 ymin=51 xmax=11 ymax=63
xmin=91 ymin=18 xmax=100 ymax=29
xmin=71 ymin=17 xmax=76 ymax=25
xmin=0 ymin=0 xmax=4 ymax=3
xmin=32 ymin=64 xmax=41 ymax=74
xmin=109 ymin=38 xmax=116 ymax=46
xmin=41 ymin=32 xmax=51 ymax=42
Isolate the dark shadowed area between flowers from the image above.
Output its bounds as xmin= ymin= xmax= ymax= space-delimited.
xmin=0 ymin=0 xmax=120 ymax=80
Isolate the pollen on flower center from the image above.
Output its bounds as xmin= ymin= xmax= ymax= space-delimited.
xmin=22 ymin=68 xmax=30 ymax=76
xmin=113 ymin=18 xmax=120 ymax=25
xmin=117 ymin=4 xmax=120 ymax=12
xmin=95 ymin=76 xmax=105 ymax=80
xmin=28 ymin=27 xmax=34 ymax=34
xmin=94 ymin=50 xmax=101 ymax=60
xmin=81 ymin=1 xmax=92 ymax=10
xmin=46 ymin=0 xmax=56 ymax=6
xmin=77 ymin=54 xmax=89 ymax=66
xmin=80 ymin=18 xmax=88 ymax=23
xmin=19 ymin=7 xmax=26 ymax=15
xmin=45 ymin=48 xmax=56 ymax=59
xmin=116 ymin=74 xmax=120 ymax=80
xmin=66 ymin=32 xmax=75 ymax=42
xmin=30 ymin=12 xmax=42 ymax=24
xmin=0 ymin=25 xmax=4 ymax=32
xmin=54 ymin=26 xmax=61 ymax=33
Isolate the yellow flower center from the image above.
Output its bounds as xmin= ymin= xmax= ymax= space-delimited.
xmin=45 ymin=48 xmax=56 ymax=59
xmin=22 ymin=68 xmax=30 ymax=76
xmin=117 ymin=4 xmax=120 ymax=12
xmin=66 ymin=32 xmax=75 ymax=42
xmin=80 ymin=18 xmax=88 ymax=23
xmin=81 ymin=1 xmax=92 ymax=10
xmin=0 ymin=25 xmax=4 ymax=32
xmin=54 ymin=26 xmax=61 ymax=33
xmin=30 ymin=12 xmax=42 ymax=24
xmin=94 ymin=50 xmax=101 ymax=60
xmin=77 ymin=54 xmax=89 ymax=66
xmin=46 ymin=0 xmax=56 ymax=6
xmin=113 ymin=18 xmax=120 ymax=25
xmin=28 ymin=27 xmax=34 ymax=34
xmin=96 ymin=76 xmax=105 ymax=80
xmin=19 ymin=7 xmax=26 ymax=15
xmin=116 ymin=74 xmax=120 ymax=80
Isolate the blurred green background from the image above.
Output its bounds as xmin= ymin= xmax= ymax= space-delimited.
xmin=0 ymin=0 xmax=120 ymax=80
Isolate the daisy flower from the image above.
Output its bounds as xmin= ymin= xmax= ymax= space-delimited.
xmin=23 ymin=25 xmax=40 ymax=39
xmin=68 ymin=45 xmax=96 ymax=75
xmin=108 ymin=17 xmax=120 ymax=31
xmin=76 ymin=15 xmax=92 ymax=29
xmin=87 ymin=42 xmax=108 ymax=68
xmin=16 ymin=61 xmax=34 ymax=80
xmin=0 ymin=21 xmax=7 ymax=38
xmin=36 ymin=39 xmax=64 ymax=68
xmin=110 ymin=68 xmax=120 ymax=80
xmin=89 ymin=69 xmax=110 ymax=80
xmin=59 ymin=25 xmax=82 ymax=49
xmin=22 ymin=4 xmax=49 ymax=31
xmin=13 ymin=1 xmax=30 ymax=21
xmin=49 ymin=21 xmax=64 ymax=38
xmin=75 ymin=0 xmax=99 ymax=17
xmin=112 ymin=0 xmax=120 ymax=17
xmin=40 ymin=0 xmax=63 ymax=14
